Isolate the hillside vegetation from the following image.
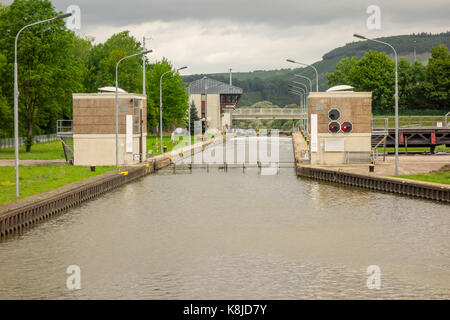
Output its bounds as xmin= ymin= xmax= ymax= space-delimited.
xmin=183 ymin=32 xmax=450 ymax=112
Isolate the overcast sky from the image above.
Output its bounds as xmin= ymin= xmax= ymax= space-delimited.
xmin=43 ymin=0 xmax=450 ymax=74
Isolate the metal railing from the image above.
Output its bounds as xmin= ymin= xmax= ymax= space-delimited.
xmin=373 ymin=115 xmax=447 ymax=128
xmin=57 ymin=120 xmax=73 ymax=136
xmin=232 ymin=108 xmax=307 ymax=119
xmin=0 ymin=134 xmax=59 ymax=149
xmin=344 ymin=151 xmax=372 ymax=164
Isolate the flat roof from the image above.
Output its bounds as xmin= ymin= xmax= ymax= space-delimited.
xmin=72 ymin=93 xmax=146 ymax=99
xmin=308 ymin=91 xmax=372 ymax=98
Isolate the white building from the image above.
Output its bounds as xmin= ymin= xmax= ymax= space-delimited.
xmin=188 ymin=77 xmax=243 ymax=132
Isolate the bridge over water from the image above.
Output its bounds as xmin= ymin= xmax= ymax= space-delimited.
xmin=232 ymin=108 xmax=307 ymax=120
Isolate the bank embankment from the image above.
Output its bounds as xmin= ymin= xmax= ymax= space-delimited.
xmin=292 ymin=132 xmax=450 ymax=203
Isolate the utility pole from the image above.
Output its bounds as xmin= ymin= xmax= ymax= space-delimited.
xmin=229 ymin=68 xmax=232 ymax=132
xmin=142 ymin=36 xmax=152 ymax=95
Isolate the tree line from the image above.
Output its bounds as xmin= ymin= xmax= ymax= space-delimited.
xmin=327 ymin=46 xmax=450 ymax=114
xmin=0 ymin=0 xmax=188 ymax=150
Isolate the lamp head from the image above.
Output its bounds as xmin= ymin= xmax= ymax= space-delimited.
xmin=286 ymin=59 xmax=296 ymax=63
xmin=353 ymin=34 xmax=367 ymax=40
xmin=55 ymin=13 xmax=72 ymax=20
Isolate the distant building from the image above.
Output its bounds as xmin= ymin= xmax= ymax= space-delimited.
xmin=188 ymin=77 xmax=243 ymax=132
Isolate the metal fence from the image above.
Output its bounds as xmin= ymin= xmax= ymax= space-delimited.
xmin=0 ymin=134 xmax=58 ymax=149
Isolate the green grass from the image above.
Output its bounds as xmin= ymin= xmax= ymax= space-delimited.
xmin=0 ymin=140 xmax=68 ymax=160
xmin=0 ymin=165 xmax=116 ymax=206
xmin=146 ymin=134 xmax=211 ymax=156
xmin=382 ymin=145 xmax=450 ymax=152
xmin=397 ymin=172 xmax=450 ymax=185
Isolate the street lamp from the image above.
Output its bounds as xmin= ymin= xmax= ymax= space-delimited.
xmin=294 ymin=74 xmax=313 ymax=92
xmin=353 ymin=33 xmax=399 ymax=175
xmin=13 ymin=12 xmax=72 ymax=197
xmin=159 ymin=66 xmax=187 ymax=153
xmin=290 ymin=81 xmax=309 ymax=113
xmin=115 ymin=50 xmax=152 ymax=167
xmin=286 ymin=59 xmax=319 ymax=92
xmin=288 ymin=84 xmax=306 ymax=107
xmin=142 ymin=36 xmax=152 ymax=95
xmin=288 ymin=88 xmax=307 ymax=132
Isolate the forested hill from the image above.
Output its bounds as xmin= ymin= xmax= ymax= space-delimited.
xmin=182 ymin=32 xmax=450 ymax=108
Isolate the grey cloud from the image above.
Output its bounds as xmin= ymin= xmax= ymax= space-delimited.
xmin=51 ymin=0 xmax=450 ymax=29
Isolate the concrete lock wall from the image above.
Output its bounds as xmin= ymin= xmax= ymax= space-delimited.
xmin=73 ymin=93 xmax=147 ymax=166
xmin=308 ymin=92 xmax=372 ymax=165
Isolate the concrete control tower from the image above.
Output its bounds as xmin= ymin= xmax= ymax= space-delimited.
xmin=72 ymin=92 xmax=147 ymax=166
xmin=308 ymin=91 xmax=372 ymax=165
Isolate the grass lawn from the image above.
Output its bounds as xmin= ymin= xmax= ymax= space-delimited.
xmin=146 ymin=134 xmax=212 ymax=156
xmin=383 ymin=145 xmax=450 ymax=152
xmin=0 ymin=140 xmax=67 ymax=160
xmin=397 ymin=172 xmax=450 ymax=185
xmin=0 ymin=165 xmax=116 ymax=206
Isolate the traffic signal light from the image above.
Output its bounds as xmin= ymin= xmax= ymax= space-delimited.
xmin=328 ymin=121 xmax=340 ymax=133
xmin=328 ymin=109 xmax=341 ymax=121
xmin=341 ymin=121 xmax=353 ymax=133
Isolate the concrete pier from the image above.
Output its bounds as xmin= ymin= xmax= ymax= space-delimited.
xmin=292 ymin=132 xmax=450 ymax=203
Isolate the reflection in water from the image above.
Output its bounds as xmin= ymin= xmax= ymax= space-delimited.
xmin=0 ymin=138 xmax=448 ymax=299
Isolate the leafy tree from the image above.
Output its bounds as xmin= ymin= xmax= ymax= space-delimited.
xmin=189 ymin=101 xmax=200 ymax=135
xmin=0 ymin=0 xmax=84 ymax=151
xmin=146 ymin=58 xmax=188 ymax=131
xmin=326 ymin=57 xmax=358 ymax=86
xmin=397 ymin=58 xmax=427 ymax=111
xmin=423 ymin=45 xmax=450 ymax=110
xmin=350 ymin=51 xmax=395 ymax=112
xmin=92 ymin=31 xmax=144 ymax=93
xmin=0 ymin=53 xmax=12 ymax=138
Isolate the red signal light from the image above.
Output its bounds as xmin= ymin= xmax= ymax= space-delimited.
xmin=328 ymin=121 xmax=340 ymax=133
xmin=341 ymin=121 xmax=353 ymax=133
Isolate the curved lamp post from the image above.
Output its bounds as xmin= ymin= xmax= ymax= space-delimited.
xmin=288 ymin=87 xmax=307 ymax=131
xmin=286 ymin=59 xmax=319 ymax=92
xmin=294 ymin=74 xmax=313 ymax=92
xmin=115 ymin=50 xmax=152 ymax=167
xmin=288 ymin=84 xmax=306 ymax=107
xmin=159 ymin=66 xmax=187 ymax=153
xmin=13 ymin=12 xmax=72 ymax=197
xmin=354 ymin=33 xmax=399 ymax=175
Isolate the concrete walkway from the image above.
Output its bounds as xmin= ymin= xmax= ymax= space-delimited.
xmin=0 ymin=159 xmax=66 ymax=166
xmin=308 ymin=154 xmax=450 ymax=178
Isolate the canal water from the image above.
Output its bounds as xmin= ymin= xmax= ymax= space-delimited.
xmin=0 ymin=137 xmax=449 ymax=299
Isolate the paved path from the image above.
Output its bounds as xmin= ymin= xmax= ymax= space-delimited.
xmin=310 ymin=154 xmax=450 ymax=177
xmin=0 ymin=159 xmax=66 ymax=166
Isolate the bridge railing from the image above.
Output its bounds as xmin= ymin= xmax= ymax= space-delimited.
xmin=57 ymin=120 xmax=73 ymax=137
xmin=232 ymin=108 xmax=306 ymax=116
xmin=373 ymin=115 xmax=447 ymax=128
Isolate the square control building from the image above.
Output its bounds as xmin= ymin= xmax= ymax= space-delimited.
xmin=308 ymin=90 xmax=372 ymax=165
xmin=72 ymin=92 xmax=147 ymax=166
